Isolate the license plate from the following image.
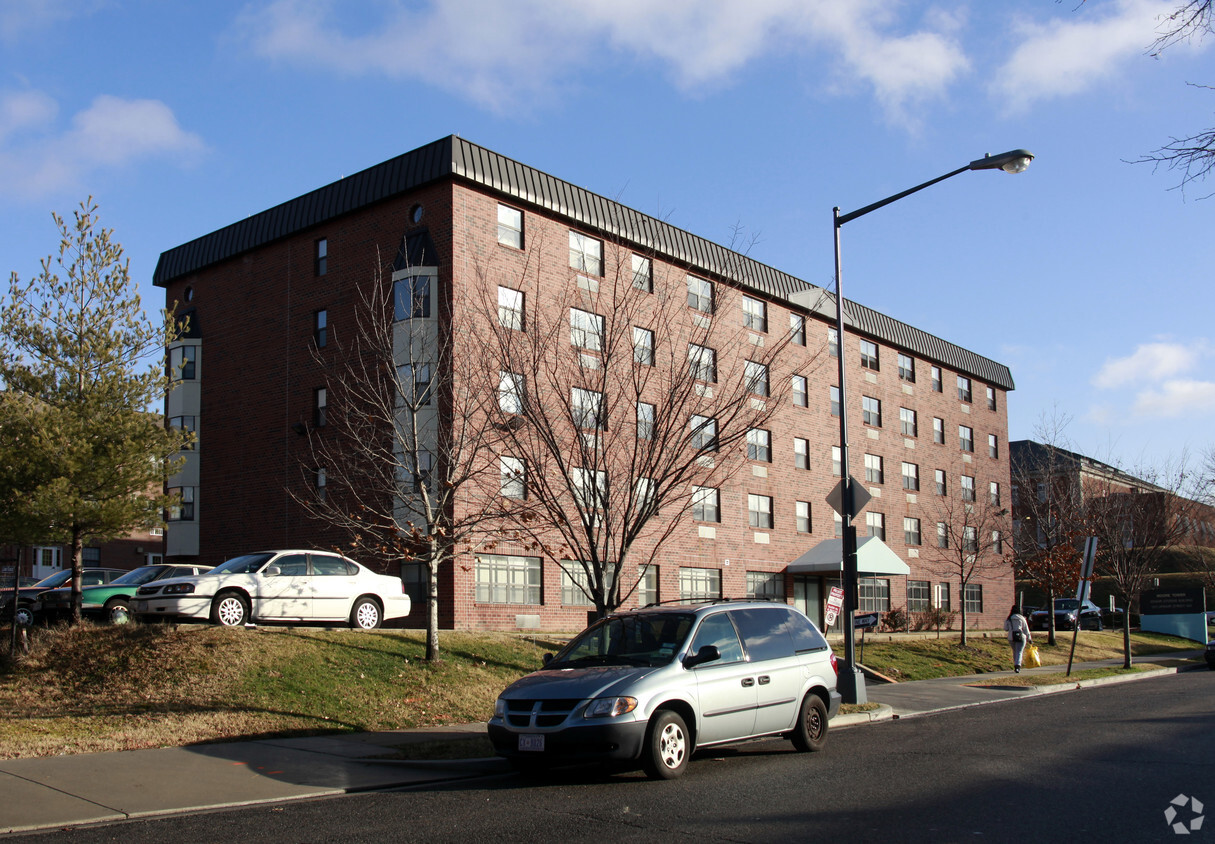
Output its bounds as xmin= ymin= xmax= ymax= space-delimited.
xmin=518 ymin=734 xmax=544 ymax=752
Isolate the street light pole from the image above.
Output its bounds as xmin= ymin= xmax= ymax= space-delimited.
xmin=832 ymin=149 xmax=1033 ymax=705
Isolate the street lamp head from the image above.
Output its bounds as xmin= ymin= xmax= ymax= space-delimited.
xmin=969 ymin=149 xmax=1034 ymax=174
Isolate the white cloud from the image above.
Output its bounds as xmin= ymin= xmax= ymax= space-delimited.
xmin=0 ymin=92 xmax=206 ymax=200
xmin=1091 ymin=340 xmax=1215 ymax=422
xmin=1131 ymin=380 xmax=1215 ymax=418
xmin=1092 ymin=341 xmax=1203 ymax=389
xmin=993 ymin=0 xmax=1181 ymax=112
xmin=233 ymin=0 xmax=969 ymax=123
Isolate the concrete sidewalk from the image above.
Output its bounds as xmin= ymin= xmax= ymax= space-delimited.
xmin=0 ymin=654 xmax=1204 ymax=835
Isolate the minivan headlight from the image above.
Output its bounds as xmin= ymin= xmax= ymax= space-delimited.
xmin=585 ymin=696 xmax=638 ymax=718
xmin=494 ymin=698 xmax=507 ymax=719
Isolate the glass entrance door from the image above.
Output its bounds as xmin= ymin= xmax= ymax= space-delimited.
xmin=793 ymin=576 xmax=823 ymax=629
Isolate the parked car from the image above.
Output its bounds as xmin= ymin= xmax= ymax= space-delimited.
xmin=132 ymin=550 xmax=411 ymax=629
xmin=1206 ymin=638 xmax=1214 ymax=671
xmin=0 ymin=568 xmax=126 ymax=626
xmin=36 ymin=564 xmax=214 ymax=624
xmin=487 ymin=600 xmax=841 ymax=780
xmin=1030 ymin=598 xmax=1104 ymax=631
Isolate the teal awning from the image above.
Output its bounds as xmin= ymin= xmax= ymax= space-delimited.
xmin=787 ymin=537 xmax=911 ymax=577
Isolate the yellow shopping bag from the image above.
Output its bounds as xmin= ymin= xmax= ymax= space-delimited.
xmin=1024 ymin=644 xmax=1041 ymax=669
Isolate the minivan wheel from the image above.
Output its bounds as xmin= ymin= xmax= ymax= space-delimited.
xmin=790 ymin=693 xmax=828 ymax=753
xmin=643 ymin=710 xmax=690 ymax=780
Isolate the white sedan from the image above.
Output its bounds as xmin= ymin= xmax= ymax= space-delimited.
xmin=133 ymin=550 xmax=411 ymax=629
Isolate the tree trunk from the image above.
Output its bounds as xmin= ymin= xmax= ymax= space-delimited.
xmin=959 ymin=601 xmax=968 ymax=646
xmin=1046 ymin=590 xmax=1057 ymax=646
xmin=69 ymin=528 xmax=84 ymax=625
xmin=1122 ymin=610 xmax=1132 ymax=669
xmin=426 ymin=558 xmax=440 ymax=662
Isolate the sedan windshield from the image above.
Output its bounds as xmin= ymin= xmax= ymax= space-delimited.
xmin=108 ymin=566 xmax=170 ymax=586
xmin=209 ymin=553 xmax=276 ymax=575
xmin=549 ymin=613 xmax=695 ymax=668
xmin=1053 ymin=599 xmax=1079 ymax=611
xmin=32 ymin=570 xmax=74 ymax=589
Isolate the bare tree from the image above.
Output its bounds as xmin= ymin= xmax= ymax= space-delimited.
xmin=924 ymin=466 xmax=1012 ymax=646
xmin=1082 ymin=458 xmax=1194 ymax=667
xmin=295 ymin=254 xmax=506 ymax=661
xmin=473 ymin=235 xmax=817 ymax=618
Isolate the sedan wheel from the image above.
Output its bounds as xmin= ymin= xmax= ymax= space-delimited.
xmin=14 ymin=606 xmax=34 ymax=627
xmin=106 ymin=600 xmax=132 ymax=625
xmin=350 ymin=598 xmax=382 ymax=630
xmin=210 ymin=592 xmax=250 ymax=627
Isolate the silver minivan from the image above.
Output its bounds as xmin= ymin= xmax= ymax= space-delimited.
xmin=487 ymin=600 xmax=841 ymax=779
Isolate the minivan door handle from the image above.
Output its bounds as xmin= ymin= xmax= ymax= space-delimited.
xmin=757 ymin=675 xmax=771 ymax=685
xmin=741 ymin=677 xmax=755 ymax=688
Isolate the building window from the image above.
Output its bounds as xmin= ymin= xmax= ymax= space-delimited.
xmin=499 ymin=371 xmax=525 ymax=415
xmin=398 ymin=363 xmax=432 ymax=406
xmin=560 ymin=564 xmax=596 ymax=606
xmin=748 ymin=494 xmax=774 ymax=529
xmin=964 ymin=583 xmax=983 ymax=614
xmin=314 ymin=387 xmax=327 ymax=427
xmin=866 ymin=511 xmax=885 ymax=540
xmin=828 ymin=328 xmax=839 ymax=357
xmin=859 ymin=577 xmax=890 ymax=612
xmin=864 ymin=453 xmax=884 ymax=484
xmin=833 ymin=511 xmax=843 ymax=537
xmin=498 ymin=287 xmax=524 ymax=330
xmin=936 ymin=582 xmax=952 ymax=611
xmin=569 ymin=230 xmax=603 ymax=276
xmin=898 ymin=353 xmax=915 ymax=382
xmin=859 ymin=339 xmax=879 ymax=370
xmin=572 ymin=467 xmax=607 ymax=511
xmin=500 ymin=456 xmax=526 ymax=499
xmin=862 ymin=395 xmax=882 ymax=427
xmin=992 ymin=530 xmax=1004 ymax=554
xmin=990 ymin=481 xmax=1001 ymax=506
xmin=688 ymin=343 xmax=717 ymax=382
xmin=931 ymin=366 xmax=942 ymax=392
xmin=571 ymin=387 xmax=604 ymax=430
xmin=829 ymin=385 xmax=841 ymax=417
xmin=937 ymin=522 xmax=949 ymax=548
xmin=794 ymin=437 xmax=810 ymax=470
xmin=743 ymin=296 xmax=767 ymax=332
xmin=632 ymin=254 xmax=652 ymax=292
xmin=988 ymin=434 xmax=999 ymax=459
xmin=933 ymin=417 xmax=945 ymax=444
xmin=957 ymin=376 xmax=972 ymax=403
xmin=959 ymin=425 xmax=974 ymax=453
xmin=689 ymin=415 xmax=718 ymax=451
xmin=633 ymin=326 xmax=655 ymax=365
xmin=687 ymin=275 xmax=713 ymax=314
xmin=744 ymin=360 xmax=769 ymax=397
xmin=169 ymin=415 xmax=197 ymax=449
xmin=792 ymin=375 xmax=808 ymax=407
xmin=314 ymin=309 xmax=328 ymax=348
xmin=169 ymin=345 xmax=196 ymax=381
xmin=747 ymin=428 xmax=772 ymax=462
xmin=961 ymin=474 xmax=976 ymax=502
xmin=832 ymin=445 xmax=842 ymax=477
xmin=315 ymin=238 xmax=327 ymax=275
xmin=790 ymin=313 xmax=806 ymax=345
xmin=746 ymin=571 xmax=785 ymax=599
xmin=407 ymin=451 xmax=434 ymax=493
xmin=315 ymin=467 xmax=327 ymax=501
xmin=900 ymin=407 xmax=917 ymax=437
xmin=907 ymin=579 xmax=931 ymax=612
xmin=497 ymin=204 xmax=523 ymax=248
xmin=393 ymin=273 xmax=431 ymax=320
xmin=679 ymin=567 xmax=721 ymax=601
xmin=902 ymin=461 xmax=919 ymax=491
xmin=570 ymin=308 xmax=604 ymax=352
xmin=475 ymin=554 xmax=541 ymax=604
xmin=904 ymin=518 xmax=922 ymax=547
xmin=168 ymin=486 xmax=195 ymax=521
xmin=796 ymin=501 xmax=812 ymax=533
xmin=935 ymin=469 xmax=947 ymax=496
xmin=636 ymin=565 xmax=659 ymax=606
xmin=637 ymin=402 xmax=655 ymax=441
xmin=986 ymin=386 xmax=997 ymax=411
xmin=82 ymin=547 xmax=101 ymax=565
xmin=691 ymin=486 xmax=720 ymax=522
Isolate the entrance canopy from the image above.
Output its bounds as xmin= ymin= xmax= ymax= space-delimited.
xmin=787 ymin=537 xmax=911 ymax=577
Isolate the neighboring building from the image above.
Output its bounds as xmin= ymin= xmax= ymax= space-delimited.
xmin=1 ymin=531 xmax=163 ymax=583
xmin=153 ymin=136 xmax=1015 ymax=632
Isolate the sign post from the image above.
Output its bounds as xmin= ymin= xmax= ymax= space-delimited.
xmin=1067 ymin=537 xmax=1098 ymax=676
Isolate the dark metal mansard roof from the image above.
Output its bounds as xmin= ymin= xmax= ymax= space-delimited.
xmin=154 ymin=135 xmax=1014 ymax=390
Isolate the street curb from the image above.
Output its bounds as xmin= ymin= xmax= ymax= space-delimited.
xmin=831 ymin=705 xmax=895 ymax=727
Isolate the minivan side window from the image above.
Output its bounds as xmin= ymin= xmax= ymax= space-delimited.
xmin=787 ymin=610 xmax=829 ymax=653
xmin=688 ymin=613 xmax=745 ymax=664
xmin=730 ymin=607 xmax=796 ymax=662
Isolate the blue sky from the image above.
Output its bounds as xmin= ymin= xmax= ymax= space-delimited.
xmin=2 ymin=0 xmax=1212 ymax=475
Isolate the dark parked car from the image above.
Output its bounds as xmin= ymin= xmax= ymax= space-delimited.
xmin=37 ymin=564 xmax=213 ymax=624
xmin=1030 ymin=598 xmax=1103 ymax=631
xmin=0 ymin=568 xmax=126 ymax=626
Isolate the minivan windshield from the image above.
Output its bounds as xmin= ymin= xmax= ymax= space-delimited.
xmin=549 ymin=612 xmax=695 ymax=668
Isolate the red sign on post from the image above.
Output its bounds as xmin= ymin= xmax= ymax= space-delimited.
xmin=825 ymin=586 xmax=845 ymax=628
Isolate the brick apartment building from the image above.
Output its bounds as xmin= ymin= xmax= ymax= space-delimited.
xmin=153 ymin=136 xmax=1015 ymax=632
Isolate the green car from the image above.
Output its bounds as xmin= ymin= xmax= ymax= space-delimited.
xmin=37 ymin=564 xmax=213 ymax=624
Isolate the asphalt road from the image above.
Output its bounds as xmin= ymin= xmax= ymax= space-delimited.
xmin=9 ymin=670 xmax=1212 ymax=843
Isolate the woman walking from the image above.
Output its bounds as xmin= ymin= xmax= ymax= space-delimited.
xmin=1004 ymin=604 xmax=1032 ymax=673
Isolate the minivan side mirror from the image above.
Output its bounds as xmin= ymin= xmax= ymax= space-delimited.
xmin=542 ymin=653 xmax=553 ymax=665
xmin=684 ymin=644 xmax=720 ymax=669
